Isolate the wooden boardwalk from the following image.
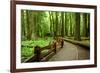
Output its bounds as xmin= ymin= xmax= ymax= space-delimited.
xmin=49 ymin=41 xmax=90 ymax=61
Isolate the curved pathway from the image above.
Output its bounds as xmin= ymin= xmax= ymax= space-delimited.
xmin=49 ymin=41 xmax=90 ymax=61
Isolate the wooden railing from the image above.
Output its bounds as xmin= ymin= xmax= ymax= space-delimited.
xmin=24 ymin=37 xmax=64 ymax=62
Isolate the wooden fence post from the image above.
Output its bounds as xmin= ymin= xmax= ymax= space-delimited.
xmin=61 ymin=39 xmax=64 ymax=48
xmin=54 ymin=42 xmax=56 ymax=53
xmin=34 ymin=46 xmax=41 ymax=62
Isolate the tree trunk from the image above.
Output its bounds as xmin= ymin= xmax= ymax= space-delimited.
xmin=87 ymin=13 xmax=90 ymax=37
xmin=74 ymin=13 xmax=81 ymax=41
xmin=82 ymin=13 xmax=87 ymax=37
xmin=61 ymin=12 xmax=64 ymax=37
xmin=65 ymin=13 xmax=68 ymax=36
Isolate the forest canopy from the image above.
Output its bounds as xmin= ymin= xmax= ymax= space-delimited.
xmin=21 ymin=10 xmax=90 ymax=41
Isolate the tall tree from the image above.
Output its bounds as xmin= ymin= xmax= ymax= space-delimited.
xmin=61 ymin=12 xmax=64 ymax=37
xmin=21 ymin=10 xmax=25 ymax=40
xmin=49 ymin=11 xmax=53 ymax=36
xmin=74 ymin=13 xmax=81 ymax=41
xmin=55 ymin=12 xmax=58 ymax=36
xmin=25 ymin=10 xmax=31 ymax=40
xmin=87 ymin=13 xmax=90 ymax=37
xmin=64 ymin=12 xmax=68 ymax=36
xmin=69 ymin=13 xmax=73 ymax=36
xmin=82 ymin=13 xmax=87 ymax=37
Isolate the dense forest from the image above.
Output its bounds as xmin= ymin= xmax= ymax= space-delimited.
xmin=21 ymin=10 xmax=90 ymax=62
xmin=21 ymin=10 xmax=90 ymax=40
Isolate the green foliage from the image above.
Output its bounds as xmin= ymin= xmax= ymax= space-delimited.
xmin=21 ymin=47 xmax=34 ymax=62
xmin=22 ymin=37 xmax=53 ymax=47
xmin=21 ymin=37 xmax=53 ymax=62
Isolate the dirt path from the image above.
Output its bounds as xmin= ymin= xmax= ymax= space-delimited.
xmin=49 ymin=41 xmax=90 ymax=61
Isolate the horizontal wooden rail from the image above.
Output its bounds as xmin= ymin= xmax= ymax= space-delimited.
xmin=64 ymin=38 xmax=89 ymax=48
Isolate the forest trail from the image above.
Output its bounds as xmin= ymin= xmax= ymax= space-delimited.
xmin=49 ymin=41 xmax=90 ymax=61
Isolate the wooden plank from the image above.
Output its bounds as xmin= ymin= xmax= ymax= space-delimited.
xmin=41 ymin=52 xmax=55 ymax=62
xmin=24 ymin=54 xmax=36 ymax=63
